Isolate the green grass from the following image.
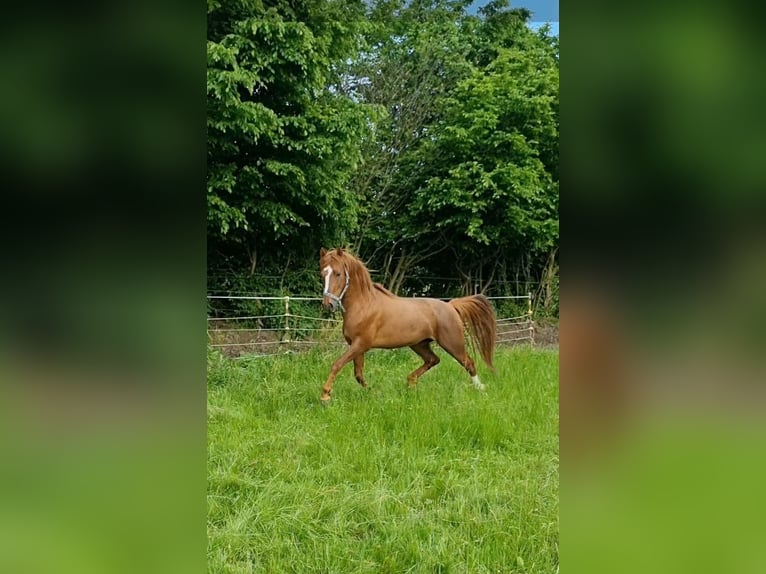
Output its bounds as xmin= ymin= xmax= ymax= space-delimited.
xmin=208 ymin=346 xmax=559 ymax=573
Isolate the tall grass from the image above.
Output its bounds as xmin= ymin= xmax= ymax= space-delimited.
xmin=208 ymin=346 xmax=558 ymax=573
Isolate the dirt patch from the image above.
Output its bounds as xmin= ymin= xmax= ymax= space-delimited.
xmin=533 ymin=319 xmax=559 ymax=348
xmin=207 ymin=322 xmax=344 ymax=358
xmin=207 ymin=322 xmax=283 ymax=357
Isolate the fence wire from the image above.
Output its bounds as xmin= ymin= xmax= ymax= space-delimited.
xmin=207 ymin=293 xmax=534 ymax=358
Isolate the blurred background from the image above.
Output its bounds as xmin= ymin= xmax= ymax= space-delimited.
xmin=566 ymin=1 xmax=766 ymax=572
xmin=0 ymin=1 xmax=206 ymax=573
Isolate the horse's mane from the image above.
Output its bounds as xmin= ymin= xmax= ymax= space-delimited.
xmin=325 ymin=249 xmax=395 ymax=301
xmin=373 ymin=283 xmax=396 ymax=297
xmin=336 ymin=250 xmax=374 ymax=298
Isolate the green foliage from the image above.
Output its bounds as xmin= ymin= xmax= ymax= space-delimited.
xmin=208 ymin=346 xmax=558 ymax=572
xmin=207 ymin=0 xmax=373 ymax=266
xmin=345 ymin=0 xmax=558 ymax=296
xmin=413 ymin=42 xmax=559 ymax=255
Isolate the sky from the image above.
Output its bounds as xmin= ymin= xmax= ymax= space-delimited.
xmin=529 ymin=21 xmax=559 ymax=36
xmin=470 ymin=0 xmax=559 ymax=36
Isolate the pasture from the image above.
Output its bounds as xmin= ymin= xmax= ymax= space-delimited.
xmin=208 ymin=345 xmax=558 ymax=573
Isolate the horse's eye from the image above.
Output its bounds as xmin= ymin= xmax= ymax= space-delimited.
xmin=334 ymin=272 xmax=340 ymax=277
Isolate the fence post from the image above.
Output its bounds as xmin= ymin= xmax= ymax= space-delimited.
xmin=527 ymin=292 xmax=535 ymax=346
xmin=284 ymin=296 xmax=290 ymax=343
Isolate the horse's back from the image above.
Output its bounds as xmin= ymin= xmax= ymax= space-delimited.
xmin=366 ymin=294 xmax=457 ymax=347
xmin=390 ymin=296 xmax=463 ymax=336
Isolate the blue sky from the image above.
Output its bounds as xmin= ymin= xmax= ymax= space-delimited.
xmin=529 ymin=21 xmax=559 ymax=36
xmin=469 ymin=0 xmax=558 ymax=36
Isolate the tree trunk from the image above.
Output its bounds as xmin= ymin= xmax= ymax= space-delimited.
xmin=248 ymin=245 xmax=257 ymax=276
xmin=279 ymin=252 xmax=292 ymax=291
xmin=534 ymin=248 xmax=558 ymax=313
xmin=387 ymin=248 xmax=410 ymax=294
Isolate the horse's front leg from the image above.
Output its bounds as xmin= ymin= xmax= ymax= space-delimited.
xmin=353 ymin=353 xmax=368 ymax=388
xmin=320 ymin=343 xmax=366 ymax=403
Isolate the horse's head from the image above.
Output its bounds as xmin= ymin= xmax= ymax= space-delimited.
xmin=319 ymin=247 xmax=350 ymax=312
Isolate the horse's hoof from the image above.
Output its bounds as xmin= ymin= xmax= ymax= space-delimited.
xmin=320 ymin=395 xmax=332 ymax=406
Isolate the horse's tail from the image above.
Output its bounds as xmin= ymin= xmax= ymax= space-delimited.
xmin=449 ymin=294 xmax=496 ymax=371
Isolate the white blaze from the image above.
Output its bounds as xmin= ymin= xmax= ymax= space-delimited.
xmin=323 ymin=266 xmax=332 ymax=294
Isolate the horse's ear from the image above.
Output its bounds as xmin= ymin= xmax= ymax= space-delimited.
xmin=335 ymin=247 xmax=344 ymax=255
xmin=320 ymin=247 xmax=327 ymax=257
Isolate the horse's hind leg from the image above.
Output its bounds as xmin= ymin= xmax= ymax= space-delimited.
xmin=407 ymin=341 xmax=440 ymax=388
xmin=436 ymin=330 xmax=486 ymax=391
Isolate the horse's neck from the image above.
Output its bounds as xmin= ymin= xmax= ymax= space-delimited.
xmin=342 ymin=278 xmax=374 ymax=317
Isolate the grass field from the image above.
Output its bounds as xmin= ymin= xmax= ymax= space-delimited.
xmin=208 ymin=345 xmax=559 ymax=573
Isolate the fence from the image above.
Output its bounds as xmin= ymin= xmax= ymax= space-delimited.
xmin=207 ymin=293 xmax=534 ymax=358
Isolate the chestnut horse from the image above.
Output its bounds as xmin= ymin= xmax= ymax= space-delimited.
xmin=319 ymin=247 xmax=496 ymax=402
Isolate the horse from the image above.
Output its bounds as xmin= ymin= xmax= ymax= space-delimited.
xmin=318 ymin=247 xmax=497 ymax=402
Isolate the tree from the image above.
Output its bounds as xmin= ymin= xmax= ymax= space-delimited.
xmin=346 ymin=0 xmax=558 ymax=295
xmin=412 ymin=40 xmax=559 ymax=286
xmin=345 ymin=0 xmax=477 ymax=290
xmin=207 ymin=0 xmax=372 ymax=273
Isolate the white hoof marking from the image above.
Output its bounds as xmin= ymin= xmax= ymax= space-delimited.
xmin=471 ymin=375 xmax=486 ymax=391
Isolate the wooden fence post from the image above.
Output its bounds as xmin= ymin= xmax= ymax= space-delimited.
xmin=284 ymin=296 xmax=290 ymax=343
xmin=528 ymin=292 xmax=534 ymax=346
